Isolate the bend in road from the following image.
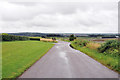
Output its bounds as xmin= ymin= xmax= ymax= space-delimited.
xmin=19 ymin=41 xmax=118 ymax=78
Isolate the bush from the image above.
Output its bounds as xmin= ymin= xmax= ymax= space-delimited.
xmin=73 ymin=40 xmax=89 ymax=47
xmin=69 ymin=34 xmax=76 ymax=41
xmin=52 ymin=38 xmax=56 ymax=41
xmin=98 ymin=40 xmax=120 ymax=56
xmin=30 ymin=38 xmax=40 ymax=41
xmin=41 ymin=36 xmax=47 ymax=38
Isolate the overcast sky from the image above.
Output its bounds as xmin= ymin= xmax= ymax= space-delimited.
xmin=0 ymin=0 xmax=119 ymax=33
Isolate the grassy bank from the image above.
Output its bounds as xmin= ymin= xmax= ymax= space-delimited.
xmin=0 ymin=42 xmax=2 ymax=79
xmin=2 ymin=41 xmax=54 ymax=78
xmin=70 ymin=40 xmax=119 ymax=73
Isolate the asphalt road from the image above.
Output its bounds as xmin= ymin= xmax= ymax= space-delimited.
xmin=19 ymin=41 xmax=118 ymax=78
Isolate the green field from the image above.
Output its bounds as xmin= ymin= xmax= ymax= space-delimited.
xmin=2 ymin=41 xmax=54 ymax=78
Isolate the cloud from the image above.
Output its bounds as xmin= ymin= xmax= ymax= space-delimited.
xmin=1 ymin=0 xmax=119 ymax=2
xmin=0 ymin=1 xmax=118 ymax=33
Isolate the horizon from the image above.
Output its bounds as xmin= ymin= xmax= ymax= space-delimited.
xmin=2 ymin=32 xmax=118 ymax=34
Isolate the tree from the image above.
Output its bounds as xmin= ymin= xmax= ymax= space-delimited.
xmin=41 ymin=36 xmax=47 ymax=38
xmin=52 ymin=37 xmax=56 ymax=41
xmin=69 ymin=34 xmax=76 ymax=41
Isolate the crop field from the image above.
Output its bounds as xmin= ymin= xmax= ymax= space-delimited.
xmin=40 ymin=38 xmax=55 ymax=42
xmin=2 ymin=41 xmax=54 ymax=78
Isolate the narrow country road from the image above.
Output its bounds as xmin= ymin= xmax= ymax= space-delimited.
xmin=19 ymin=41 xmax=118 ymax=78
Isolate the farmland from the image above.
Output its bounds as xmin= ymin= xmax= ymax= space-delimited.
xmin=29 ymin=37 xmax=57 ymax=42
xmin=2 ymin=33 xmax=119 ymax=78
xmin=2 ymin=41 xmax=54 ymax=78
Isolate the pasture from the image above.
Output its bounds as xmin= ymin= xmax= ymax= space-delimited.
xmin=2 ymin=41 xmax=54 ymax=78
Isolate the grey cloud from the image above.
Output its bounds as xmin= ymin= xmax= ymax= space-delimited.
xmin=0 ymin=1 xmax=118 ymax=33
xmin=1 ymin=2 xmax=117 ymax=21
xmin=10 ymin=2 xmax=39 ymax=6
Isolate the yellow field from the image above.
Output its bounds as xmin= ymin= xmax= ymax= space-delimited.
xmin=40 ymin=38 xmax=55 ymax=42
xmin=86 ymin=42 xmax=101 ymax=50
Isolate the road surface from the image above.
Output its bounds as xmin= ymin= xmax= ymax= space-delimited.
xmin=19 ymin=41 xmax=118 ymax=78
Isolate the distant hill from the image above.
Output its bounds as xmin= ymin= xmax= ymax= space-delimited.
xmin=7 ymin=32 xmax=119 ymax=38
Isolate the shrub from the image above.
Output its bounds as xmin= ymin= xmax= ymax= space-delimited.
xmin=98 ymin=40 xmax=120 ymax=56
xmin=69 ymin=34 xmax=76 ymax=41
xmin=73 ymin=40 xmax=89 ymax=47
xmin=52 ymin=38 xmax=56 ymax=41
xmin=41 ymin=36 xmax=47 ymax=38
xmin=30 ymin=38 xmax=40 ymax=41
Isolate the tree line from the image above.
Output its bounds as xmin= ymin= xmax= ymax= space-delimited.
xmin=2 ymin=33 xmax=29 ymax=41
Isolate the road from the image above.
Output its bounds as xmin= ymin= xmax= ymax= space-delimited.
xmin=19 ymin=41 xmax=118 ymax=78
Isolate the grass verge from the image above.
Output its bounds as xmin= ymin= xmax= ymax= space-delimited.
xmin=2 ymin=41 xmax=54 ymax=78
xmin=70 ymin=42 xmax=119 ymax=73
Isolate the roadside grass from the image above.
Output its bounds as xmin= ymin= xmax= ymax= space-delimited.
xmin=70 ymin=41 xmax=119 ymax=73
xmin=2 ymin=41 xmax=54 ymax=78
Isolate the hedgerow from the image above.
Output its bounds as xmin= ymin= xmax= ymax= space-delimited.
xmin=2 ymin=33 xmax=29 ymax=41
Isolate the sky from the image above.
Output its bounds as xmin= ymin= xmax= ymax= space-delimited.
xmin=0 ymin=0 xmax=119 ymax=33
